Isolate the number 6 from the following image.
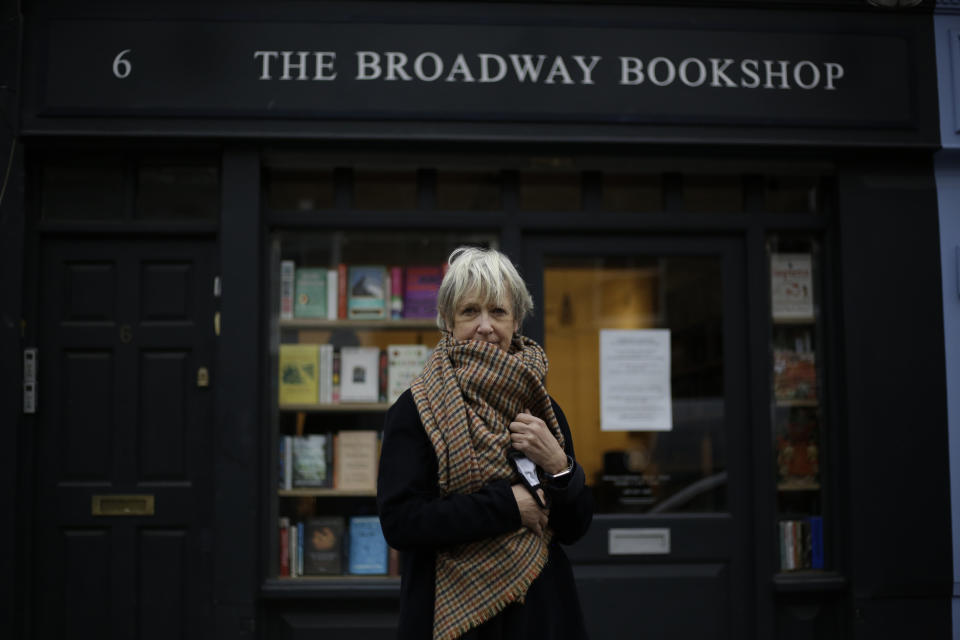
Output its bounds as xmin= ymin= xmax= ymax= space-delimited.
xmin=113 ymin=49 xmax=132 ymax=79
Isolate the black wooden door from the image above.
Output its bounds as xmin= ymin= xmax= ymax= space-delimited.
xmin=524 ymin=235 xmax=751 ymax=640
xmin=35 ymin=238 xmax=216 ymax=640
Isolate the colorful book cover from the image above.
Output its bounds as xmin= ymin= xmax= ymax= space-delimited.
xmin=387 ymin=344 xmax=430 ymax=404
xmin=292 ymin=434 xmax=330 ymax=488
xmin=403 ymin=266 xmax=443 ymax=319
xmin=339 ymin=346 xmax=380 ymax=403
xmin=278 ymin=344 xmax=319 ymax=405
xmin=297 ymin=521 xmax=304 ymax=576
xmin=347 ymin=265 xmax=388 ymax=319
xmin=334 ymin=430 xmax=379 ymax=491
xmin=348 ymin=516 xmax=389 ymax=575
xmin=280 ymin=260 xmax=295 ymax=320
xmin=326 ymin=269 xmax=338 ymax=320
xmin=294 ymin=267 xmax=328 ymax=318
xmin=389 ymin=266 xmax=404 ymax=319
xmin=337 ymin=263 xmax=348 ymax=319
xmin=303 ymin=516 xmax=345 ymax=575
xmin=773 ymin=350 xmax=817 ymax=401
xmin=809 ymin=516 xmax=824 ymax=569
xmin=279 ymin=517 xmax=290 ymax=577
xmin=318 ymin=344 xmax=334 ymax=404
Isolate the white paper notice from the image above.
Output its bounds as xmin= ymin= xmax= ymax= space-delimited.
xmin=770 ymin=253 xmax=814 ymax=322
xmin=600 ymin=329 xmax=672 ymax=432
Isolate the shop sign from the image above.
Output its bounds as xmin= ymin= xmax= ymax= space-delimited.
xmin=40 ymin=20 xmax=911 ymax=127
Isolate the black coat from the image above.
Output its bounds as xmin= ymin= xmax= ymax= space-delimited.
xmin=377 ymin=389 xmax=594 ymax=640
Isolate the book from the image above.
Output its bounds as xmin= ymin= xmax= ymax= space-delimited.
xmin=379 ymin=349 xmax=388 ymax=403
xmin=387 ymin=344 xmax=430 ymax=404
xmin=809 ymin=516 xmax=824 ymax=569
xmin=389 ymin=266 xmax=404 ymax=319
xmin=775 ymin=407 xmax=820 ymax=487
xmin=388 ymin=547 xmax=400 ymax=576
xmin=280 ymin=260 xmax=295 ymax=320
xmin=347 ymin=265 xmax=388 ymax=319
xmin=773 ymin=350 xmax=817 ymax=402
xmin=770 ymin=253 xmax=814 ymax=322
xmin=403 ymin=266 xmax=443 ymax=319
xmin=318 ymin=344 xmax=334 ymax=405
xmin=303 ymin=516 xmax=345 ymax=575
xmin=280 ymin=435 xmax=294 ymax=490
xmin=337 ymin=263 xmax=348 ymax=319
xmin=332 ymin=349 xmax=341 ymax=403
xmin=348 ymin=516 xmax=389 ymax=575
xmin=334 ymin=430 xmax=379 ymax=491
xmin=339 ymin=346 xmax=381 ymax=403
xmin=279 ymin=517 xmax=291 ymax=577
xmin=279 ymin=344 xmax=319 ymax=405
xmin=291 ymin=434 xmax=330 ymax=488
xmin=297 ymin=521 xmax=304 ymax=576
xmin=288 ymin=519 xmax=297 ymax=577
xmin=294 ymin=267 xmax=328 ymax=318
xmin=326 ymin=269 xmax=338 ymax=321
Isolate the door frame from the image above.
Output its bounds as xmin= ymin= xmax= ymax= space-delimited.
xmin=523 ymin=232 xmax=753 ymax=640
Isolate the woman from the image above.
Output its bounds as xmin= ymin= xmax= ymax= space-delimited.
xmin=377 ymin=246 xmax=593 ymax=640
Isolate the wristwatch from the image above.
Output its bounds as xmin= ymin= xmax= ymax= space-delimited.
xmin=547 ymin=455 xmax=575 ymax=482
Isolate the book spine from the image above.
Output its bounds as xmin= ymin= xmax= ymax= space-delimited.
xmin=778 ymin=521 xmax=786 ymax=572
xmin=332 ymin=432 xmax=340 ymax=489
xmin=326 ymin=269 xmax=338 ymax=321
xmin=297 ymin=522 xmax=304 ymax=576
xmin=283 ymin=436 xmax=293 ymax=490
xmin=279 ymin=518 xmax=290 ymax=577
xmin=331 ymin=349 xmax=341 ymax=404
xmin=784 ymin=521 xmax=795 ymax=571
xmin=278 ymin=437 xmax=285 ymax=489
xmin=379 ymin=349 xmax=388 ymax=403
xmin=337 ymin=263 xmax=348 ymax=319
xmin=390 ymin=266 xmax=404 ymax=319
xmin=809 ymin=516 xmax=824 ymax=569
xmin=280 ymin=260 xmax=295 ymax=320
xmin=289 ymin=520 xmax=298 ymax=577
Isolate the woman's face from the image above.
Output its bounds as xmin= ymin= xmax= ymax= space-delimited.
xmin=451 ymin=291 xmax=518 ymax=353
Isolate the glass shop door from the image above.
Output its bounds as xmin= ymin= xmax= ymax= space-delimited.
xmin=524 ymin=235 xmax=751 ymax=640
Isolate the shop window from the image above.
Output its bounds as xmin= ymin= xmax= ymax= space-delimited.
xmin=266 ymin=169 xmax=335 ymax=211
xmin=353 ymin=169 xmax=418 ymax=210
xmin=682 ymin=175 xmax=743 ymax=213
xmin=519 ymin=171 xmax=582 ymax=212
xmin=436 ymin=170 xmax=501 ymax=211
xmin=601 ymin=173 xmax=662 ymax=212
xmin=764 ymin=176 xmax=822 ymax=213
xmin=136 ymin=165 xmax=219 ymax=220
xmin=543 ymin=255 xmax=726 ymax=513
xmin=41 ymin=162 xmax=125 ymax=221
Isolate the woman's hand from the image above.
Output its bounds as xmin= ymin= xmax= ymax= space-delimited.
xmin=511 ymin=484 xmax=549 ymax=536
xmin=509 ymin=409 xmax=568 ymax=475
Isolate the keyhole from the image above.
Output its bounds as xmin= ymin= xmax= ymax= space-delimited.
xmin=120 ymin=324 xmax=133 ymax=343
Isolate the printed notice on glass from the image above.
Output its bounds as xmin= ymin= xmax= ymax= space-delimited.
xmin=770 ymin=253 xmax=814 ymax=322
xmin=600 ymin=329 xmax=672 ymax=432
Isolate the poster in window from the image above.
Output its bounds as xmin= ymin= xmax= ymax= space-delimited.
xmin=770 ymin=253 xmax=814 ymax=322
xmin=600 ymin=329 xmax=672 ymax=432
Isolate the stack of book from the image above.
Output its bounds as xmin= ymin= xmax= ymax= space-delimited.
xmin=279 ymin=343 xmax=431 ymax=406
xmin=278 ymin=514 xmax=401 ymax=578
xmin=280 ymin=261 xmax=445 ymax=321
xmin=778 ymin=516 xmax=824 ymax=571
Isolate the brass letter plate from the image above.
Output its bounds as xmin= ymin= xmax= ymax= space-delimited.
xmin=92 ymin=494 xmax=155 ymax=516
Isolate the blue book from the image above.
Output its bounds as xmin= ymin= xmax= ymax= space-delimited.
xmin=808 ymin=515 xmax=824 ymax=569
xmin=348 ymin=516 xmax=388 ymax=575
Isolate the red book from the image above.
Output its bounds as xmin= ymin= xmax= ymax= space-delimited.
xmin=379 ymin=349 xmax=388 ymax=403
xmin=337 ymin=263 xmax=348 ymax=319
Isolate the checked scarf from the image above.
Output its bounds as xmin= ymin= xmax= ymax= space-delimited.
xmin=410 ymin=333 xmax=565 ymax=640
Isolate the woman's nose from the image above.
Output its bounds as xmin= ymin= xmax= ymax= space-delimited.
xmin=476 ymin=312 xmax=493 ymax=333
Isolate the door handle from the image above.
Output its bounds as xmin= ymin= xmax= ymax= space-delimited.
xmin=91 ymin=494 xmax=155 ymax=516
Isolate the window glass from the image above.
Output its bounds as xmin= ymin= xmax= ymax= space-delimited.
xmin=136 ymin=165 xmax=219 ymax=220
xmin=682 ymin=175 xmax=743 ymax=213
xmin=764 ymin=176 xmax=821 ymax=214
xmin=266 ymin=169 xmax=335 ymax=211
xmin=42 ymin=164 xmax=125 ymax=220
xmin=436 ymin=170 xmax=501 ymax=211
xmin=353 ymin=169 xmax=417 ymax=210
xmin=602 ymin=173 xmax=662 ymax=213
xmin=519 ymin=172 xmax=581 ymax=212
xmin=544 ymin=255 xmax=725 ymax=513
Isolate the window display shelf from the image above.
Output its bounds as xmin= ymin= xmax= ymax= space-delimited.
xmin=278 ymin=488 xmax=378 ymax=498
xmin=279 ymin=402 xmax=390 ymax=413
xmin=775 ymin=399 xmax=819 ymax=408
xmin=279 ymin=318 xmax=437 ymax=330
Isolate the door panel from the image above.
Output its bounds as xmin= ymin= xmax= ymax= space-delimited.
xmin=525 ymin=235 xmax=749 ymax=640
xmin=36 ymin=238 xmax=216 ymax=640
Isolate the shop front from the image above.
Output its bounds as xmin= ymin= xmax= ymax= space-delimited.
xmin=5 ymin=3 xmax=952 ymax=640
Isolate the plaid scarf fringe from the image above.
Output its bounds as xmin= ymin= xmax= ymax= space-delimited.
xmin=411 ymin=334 xmax=564 ymax=640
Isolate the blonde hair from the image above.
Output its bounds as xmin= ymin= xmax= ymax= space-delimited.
xmin=436 ymin=246 xmax=534 ymax=332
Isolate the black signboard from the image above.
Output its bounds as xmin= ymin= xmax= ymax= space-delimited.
xmin=40 ymin=19 xmax=914 ymax=128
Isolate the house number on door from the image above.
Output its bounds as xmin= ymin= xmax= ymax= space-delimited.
xmin=119 ymin=325 xmax=133 ymax=343
xmin=112 ymin=50 xmax=132 ymax=79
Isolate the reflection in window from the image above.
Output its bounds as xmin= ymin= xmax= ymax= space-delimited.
xmin=266 ymin=169 xmax=335 ymax=211
xmin=436 ymin=170 xmax=501 ymax=211
xmin=42 ymin=163 xmax=125 ymax=220
xmin=764 ymin=176 xmax=821 ymax=213
xmin=544 ymin=256 xmax=725 ymax=513
xmin=682 ymin=175 xmax=743 ymax=213
xmin=602 ymin=173 xmax=662 ymax=213
xmin=353 ymin=169 xmax=417 ymax=211
xmin=519 ymin=172 xmax=581 ymax=211
xmin=136 ymin=165 xmax=219 ymax=220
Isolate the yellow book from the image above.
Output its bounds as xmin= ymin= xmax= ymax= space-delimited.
xmin=279 ymin=344 xmax=319 ymax=405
